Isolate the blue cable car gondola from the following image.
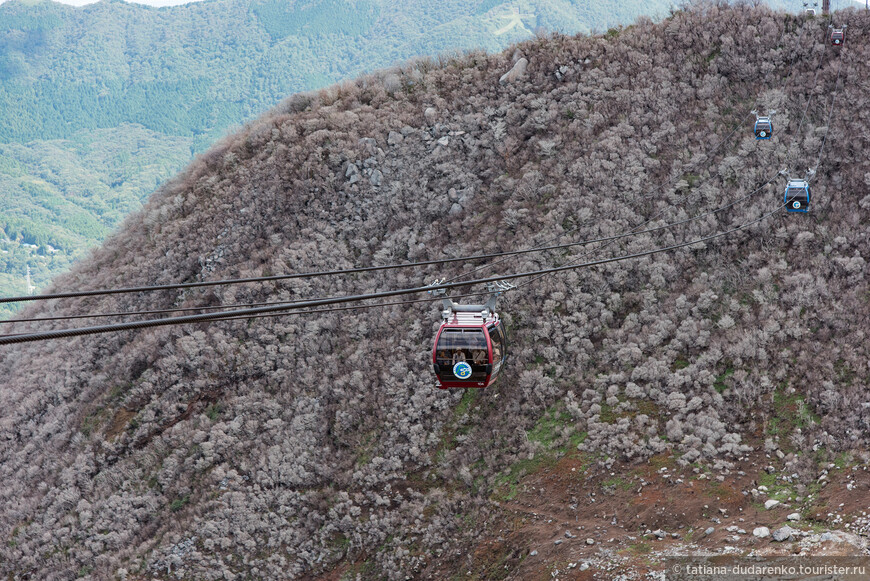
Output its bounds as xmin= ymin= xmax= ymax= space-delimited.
xmin=784 ymin=178 xmax=810 ymax=213
xmin=753 ymin=110 xmax=776 ymax=140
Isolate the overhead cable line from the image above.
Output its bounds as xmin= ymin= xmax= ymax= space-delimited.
xmin=517 ymin=193 xmax=785 ymax=288
xmin=517 ymin=26 xmax=826 ymax=290
xmin=0 ymin=300 xmax=277 ymax=325
xmin=0 ymin=219 xmax=748 ymax=307
xmin=0 ymin=203 xmax=784 ymax=346
xmin=1 ymin=17 xmax=810 ymax=331
xmin=786 ymin=20 xmax=832 ymax=178
xmin=0 ymin=168 xmax=772 ymax=308
xmin=446 ymin=17 xmax=797 ymax=287
xmin=811 ymin=44 xmax=845 ymax=175
xmin=10 ymin=26 xmax=805 ymax=324
xmin=0 ymin=298 xmax=297 ymax=325
xmin=0 ymin=19 xmax=804 ymax=311
xmin=0 ymin=251 xmax=561 ymax=305
xmin=0 ymin=21 xmax=794 ymax=310
xmin=202 ymin=293 xmax=483 ymax=324
xmin=1 ymin=172 xmax=782 ymax=326
xmin=0 ymin=292 xmax=483 ymax=333
xmin=0 ymin=19 xmax=806 ymax=335
xmin=450 ymin=163 xmax=783 ymax=288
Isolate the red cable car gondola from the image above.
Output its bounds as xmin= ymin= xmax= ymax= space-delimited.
xmin=830 ymin=26 xmax=845 ymax=47
xmin=432 ymin=293 xmax=509 ymax=389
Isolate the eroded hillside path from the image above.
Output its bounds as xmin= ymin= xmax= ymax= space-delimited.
xmin=426 ymin=451 xmax=870 ymax=579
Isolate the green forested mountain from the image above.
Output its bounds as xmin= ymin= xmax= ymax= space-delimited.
xmin=0 ymin=0 xmax=815 ymax=314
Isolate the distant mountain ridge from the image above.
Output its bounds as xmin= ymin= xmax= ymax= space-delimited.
xmin=0 ymin=0 xmax=684 ymax=314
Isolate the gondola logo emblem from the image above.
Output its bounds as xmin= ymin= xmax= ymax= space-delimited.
xmin=792 ymin=201 xmax=801 ymax=209
xmin=453 ymin=362 xmax=472 ymax=379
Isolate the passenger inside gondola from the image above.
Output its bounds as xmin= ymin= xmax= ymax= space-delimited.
xmin=435 ymin=328 xmax=489 ymax=381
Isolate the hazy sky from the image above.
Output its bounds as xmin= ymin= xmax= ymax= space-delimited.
xmin=0 ymin=0 xmax=206 ymax=5
xmin=2 ymin=0 xmax=867 ymax=6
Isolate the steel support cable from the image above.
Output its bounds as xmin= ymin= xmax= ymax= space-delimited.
xmin=445 ymin=17 xmax=797 ymax=288
xmin=0 ymin=300 xmax=284 ymax=325
xmin=782 ymin=16 xmax=812 ymax=94
xmin=1 ymin=172 xmax=784 ymax=327
xmin=751 ymin=16 xmax=817 ymax=180
xmin=793 ymin=43 xmax=827 ymax=139
xmin=0 ymin=189 xmax=789 ymax=308
xmin=223 ymin=208 xmax=778 ymax=326
xmin=0 ymin=136 xmax=779 ymax=326
xmin=447 ymin=164 xmax=782 ymax=289
xmin=0 ymin=22 xmax=805 ymax=335
xmin=0 ymin=117 xmax=759 ymax=308
xmin=0 ymin=207 xmax=768 ymax=309
xmin=0 ymin=90 xmax=760 ymax=310
xmin=783 ymin=20 xmax=846 ymax=185
xmin=0 ymin=246 xmax=591 ymax=305
xmin=115 ymin=204 xmax=789 ymax=326
xmin=516 ymin=190 xmax=785 ymax=292
xmin=0 ymin=203 xmax=785 ymax=346
xmin=1 ymin=22 xmax=787 ymax=310
xmin=0 ymin=160 xmax=775 ymax=309
xmin=766 ymin=14 xmax=807 ymax=100
xmin=1 ymin=293 xmax=411 ymax=325
xmin=810 ymin=45 xmax=845 ymax=177
xmin=0 ymin=292 xmax=484 ymax=338
xmin=444 ymin=122 xmax=752 ymax=288
xmin=443 ymin=116 xmax=755 ymax=287
xmin=0 ymin=20 xmax=801 ymax=311
xmin=453 ymin=15 xmax=795 ymax=288
xmin=784 ymin=21 xmax=831 ymax=175
xmin=193 ymin=293 xmax=482 ymax=324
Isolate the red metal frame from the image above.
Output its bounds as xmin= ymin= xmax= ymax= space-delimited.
xmin=433 ymin=321 xmax=497 ymax=389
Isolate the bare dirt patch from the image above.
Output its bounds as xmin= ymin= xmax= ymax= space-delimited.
xmin=105 ymin=408 xmax=136 ymax=441
xmin=426 ymin=450 xmax=870 ymax=579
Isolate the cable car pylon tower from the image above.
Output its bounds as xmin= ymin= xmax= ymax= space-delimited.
xmin=25 ymin=265 xmax=35 ymax=296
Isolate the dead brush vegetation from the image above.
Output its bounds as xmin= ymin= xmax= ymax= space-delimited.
xmin=1 ymin=2 xmax=869 ymax=579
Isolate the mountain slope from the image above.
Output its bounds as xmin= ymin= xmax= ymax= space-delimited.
xmin=1 ymin=3 xmax=869 ymax=579
xmin=0 ymin=0 xmax=814 ymax=314
xmin=2 ymin=0 xmax=689 ymax=310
